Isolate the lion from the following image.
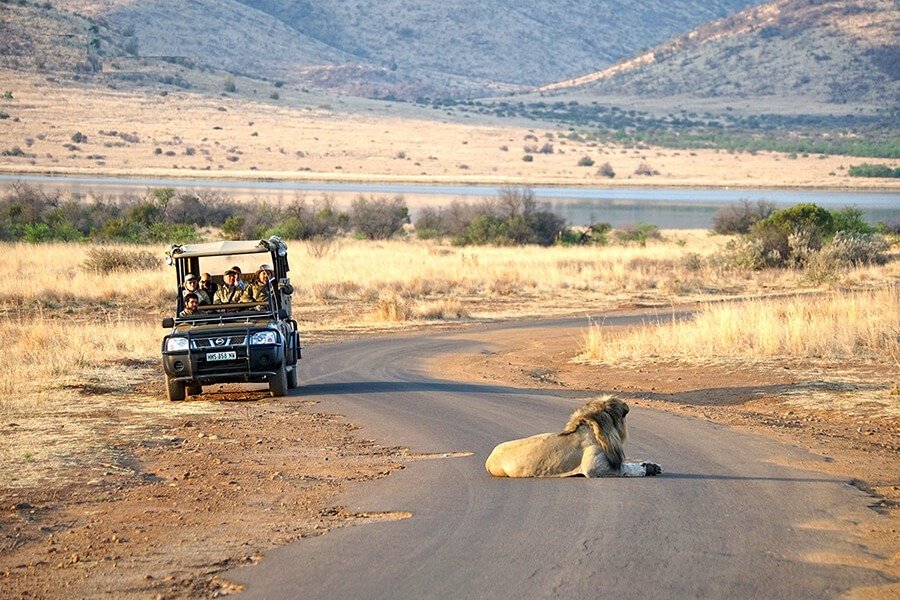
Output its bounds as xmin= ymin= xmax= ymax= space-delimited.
xmin=485 ymin=396 xmax=662 ymax=478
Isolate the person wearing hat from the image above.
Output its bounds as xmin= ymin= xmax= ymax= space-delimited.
xmin=179 ymin=292 xmax=200 ymax=317
xmin=182 ymin=273 xmax=211 ymax=305
xmin=214 ymin=269 xmax=243 ymax=304
xmin=240 ymin=264 xmax=273 ymax=305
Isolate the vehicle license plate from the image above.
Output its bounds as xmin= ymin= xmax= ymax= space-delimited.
xmin=206 ymin=351 xmax=236 ymax=362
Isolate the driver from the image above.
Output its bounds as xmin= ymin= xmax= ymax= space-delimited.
xmin=180 ymin=292 xmax=199 ymax=317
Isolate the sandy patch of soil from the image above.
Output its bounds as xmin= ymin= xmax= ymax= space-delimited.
xmin=0 ymin=361 xmax=409 ymax=599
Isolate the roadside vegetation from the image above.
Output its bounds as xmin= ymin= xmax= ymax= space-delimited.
xmin=578 ymin=286 xmax=899 ymax=367
xmin=0 ymin=183 xmax=896 ymax=409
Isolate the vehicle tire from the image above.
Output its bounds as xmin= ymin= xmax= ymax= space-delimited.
xmin=187 ymin=383 xmax=202 ymax=396
xmin=286 ymin=364 xmax=298 ymax=389
xmin=268 ymin=366 xmax=288 ymax=397
xmin=166 ymin=377 xmax=186 ymax=402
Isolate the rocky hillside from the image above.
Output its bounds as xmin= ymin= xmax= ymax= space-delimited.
xmin=3 ymin=0 xmax=764 ymax=97
xmin=537 ymin=0 xmax=898 ymax=108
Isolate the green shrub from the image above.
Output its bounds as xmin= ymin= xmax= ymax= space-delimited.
xmin=748 ymin=203 xmax=833 ymax=266
xmin=830 ymin=206 xmax=875 ymax=235
xmin=223 ymin=76 xmax=237 ymax=93
xmin=577 ymin=156 xmax=595 ymax=167
xmin=848 ymin=163 xmax=900 ymax=178
xmin=222 ymin=215 xmax=246 ymax=240
xmin=464 ymin=214 xmax=507 ymax=245
xmin=589 ymin=222 xmax=612 ymax=245
xmin=93 ymin=218 xmax=148 ymax=243
xmin=614 ymin=223 xmax=661 ymax=246
xmin=148 ymin=222 xmax=202 ymax=243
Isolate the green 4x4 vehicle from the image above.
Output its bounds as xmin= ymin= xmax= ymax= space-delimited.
xmin=161 ymin=236 xmax=302 ymax=401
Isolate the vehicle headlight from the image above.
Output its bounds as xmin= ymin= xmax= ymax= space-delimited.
xmin=250 ymin=331 xmax=278 ymax=345
xmin=166 ymin=337 xmax=190 ymax=352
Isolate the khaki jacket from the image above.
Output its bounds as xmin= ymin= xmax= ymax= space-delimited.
xmin=214 ymin=285 xmax=242 ymax=304
xmin=241 ymin=282 xmax=270 ymax=304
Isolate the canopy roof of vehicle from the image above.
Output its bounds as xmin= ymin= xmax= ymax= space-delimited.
xmin=167 ymin=239 xmax=281 ymax=260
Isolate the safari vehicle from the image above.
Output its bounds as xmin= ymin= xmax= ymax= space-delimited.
xmin=160 ymin=236 xmax=301 ymax=401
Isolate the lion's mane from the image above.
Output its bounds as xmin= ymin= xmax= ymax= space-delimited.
xmin=559 ymin=395 xmax=627 ymax=471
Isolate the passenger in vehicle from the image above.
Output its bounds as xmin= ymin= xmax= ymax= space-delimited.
xmin=180 ymin=292 xmax=199 ymax=317
xmin=214 ymin=269 xmax=243 ymax=304
xmin=183 ymin=274 xmax=211 ymax=305
xmin=230 ymin=265 xmax=247 ymax=291
xmin=200 ymin=272 xmax=218 ymax=298
xmin=241 ymin=264 xmax=273 ymax=305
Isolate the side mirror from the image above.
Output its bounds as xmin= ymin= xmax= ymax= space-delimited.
xmin=280 ymin=283 xmax=294 ymax=295
xmin=278 ymin=308 xmax=289 ymax=320
xmin=162 ymin=317 xmax=174 ymax=328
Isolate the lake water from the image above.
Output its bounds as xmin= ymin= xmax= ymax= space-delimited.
xmin=2 ymin=174 xmax=898 ymax=228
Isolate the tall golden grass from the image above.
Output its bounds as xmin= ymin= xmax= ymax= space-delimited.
xmin=8 ymin=232 xmax=888 ymax=320
xmin=0 ymin=314 xmax=159 ymax=408
xmin=579 ymin=286 xmax=900 ymax=366
xmin=0 ymin=235 xmax=896 ymax=409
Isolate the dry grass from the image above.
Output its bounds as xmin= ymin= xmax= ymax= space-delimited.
xmin=2 ymin=70 xmax=897 ymax=189
xmin=1 ymin=234 xmax=896 ymax=410
xmin=578 ymin=286 xmax=900 ymax=367
xmin=0 ymin=314 xmax=158 ymax=410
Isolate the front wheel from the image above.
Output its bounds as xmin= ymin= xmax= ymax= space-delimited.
xmin=268 ymin=366 xmax=288 ymax=397
xmin=287 ymin=364 xmax=298 ymax=389
xmin=166 ymin=377 xmax=186 ymax=402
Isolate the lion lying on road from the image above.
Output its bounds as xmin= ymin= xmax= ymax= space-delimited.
xmin=485 ymin=396 xmax=662 ymax=478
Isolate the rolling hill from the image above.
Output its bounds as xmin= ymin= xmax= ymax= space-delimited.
xmin=4 ymin=0 xmax=765 ymax=97
xmin=535 ymin=0 xmax=899 ymax=110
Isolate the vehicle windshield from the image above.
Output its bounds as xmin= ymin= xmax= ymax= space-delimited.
xmin=175 ymin=253 xmax=277 ymax=322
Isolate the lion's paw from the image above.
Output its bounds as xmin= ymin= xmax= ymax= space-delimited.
xmin=642 ymin=462 xmax=662 ymax=476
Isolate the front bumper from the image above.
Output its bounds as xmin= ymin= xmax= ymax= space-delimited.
xmin=162 ymin=343 xmax=285 ymax=385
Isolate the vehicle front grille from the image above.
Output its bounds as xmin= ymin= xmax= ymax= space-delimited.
xmin=191 ymin=335 xmax=247 ymax=349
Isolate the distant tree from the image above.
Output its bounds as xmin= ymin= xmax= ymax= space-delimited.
xmin=350 ymin=195 xmax=409 ymax=239
xmin=713 ymin=199 xmax=776 ymax=234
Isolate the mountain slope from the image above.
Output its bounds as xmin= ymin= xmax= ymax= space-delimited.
xmin=537 ymin=0 xmax=899 ymax=107
xmin=33 ymin=0 xmax=765 ymax=97
xmin=235 ymin=0 xmax=763 ymax=86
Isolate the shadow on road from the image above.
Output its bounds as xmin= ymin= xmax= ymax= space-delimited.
xmin=300 ymin=380 xmax=547 ymax=396
xmin=662 ymin=472 xmax=845 ymax=484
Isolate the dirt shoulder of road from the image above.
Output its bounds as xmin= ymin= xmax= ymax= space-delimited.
xmin=1 ymin=311 xmax=898 ymax=599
